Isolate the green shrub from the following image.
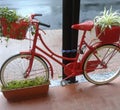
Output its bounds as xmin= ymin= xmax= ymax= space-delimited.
xmin=0 ymin=7 xmax=28 ymax=23
xmin=2 ymin=76 xmax=49 ymax=90
xmin=94 ymin=7 xmax=120 ymax=31
xmin=0 ymin=7 xmax=20 ymax=22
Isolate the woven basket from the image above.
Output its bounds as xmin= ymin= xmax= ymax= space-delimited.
xmin=96 ymin=26 xmax=120 ymax=43
xmin=0 ymin=18 xmax=29 ymax=40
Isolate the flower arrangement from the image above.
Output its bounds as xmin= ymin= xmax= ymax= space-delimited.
xmin=0 ymin=7 xmax=29 ymax=40
xmin=1 ymin=76 xmax=50 ymax=101
xmin=94 ymin=7 xmax=120 ymax=31
xmin=2 ymin=76 xmax=49 ymax=90
xmin=94 ymin=7 xmax=120 ymax=43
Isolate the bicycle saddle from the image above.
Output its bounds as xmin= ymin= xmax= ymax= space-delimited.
xmin=71 ymin=20 xmax=94 ymax=31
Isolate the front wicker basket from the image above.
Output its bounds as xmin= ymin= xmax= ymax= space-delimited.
xmin=0 ymin=18 xmax=29 ymax=40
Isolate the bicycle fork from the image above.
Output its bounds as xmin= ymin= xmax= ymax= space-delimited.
xmin=24 ymin=53 xmax=34 ymax=78
xmin=24 ymin=26 xmax=39 ymax=78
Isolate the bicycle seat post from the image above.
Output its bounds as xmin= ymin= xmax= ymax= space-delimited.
xmin=78 ymin=30 xmax=87 ymax=50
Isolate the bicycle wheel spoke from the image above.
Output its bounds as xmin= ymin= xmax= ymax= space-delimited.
xmin=98 ymin=47 xmax=118 ymax=65
xmin=83 ymin=44 xmax=120 ymax=85
xmin=0 ymin=54 xmax=49 ymax=87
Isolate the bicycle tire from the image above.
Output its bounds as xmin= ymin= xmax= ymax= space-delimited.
xmin=83 ymin=44 xmax=120 ymax=85
xmin=0 ymin=54 xmax=49 ymax=87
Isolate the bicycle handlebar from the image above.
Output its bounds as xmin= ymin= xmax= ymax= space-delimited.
xmin=31 ymin=14 xmax=42 ymax=19
xmin=30 ymin=14 xmax=50 ymax=28
xmin=39 ymin=22 xmax=50 ymax=27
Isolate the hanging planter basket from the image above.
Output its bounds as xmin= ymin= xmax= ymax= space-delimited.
xmin=0 ymin=18 xmax=29 ymax=40
xmin=95 ymin=26 xmax=120 ymax=43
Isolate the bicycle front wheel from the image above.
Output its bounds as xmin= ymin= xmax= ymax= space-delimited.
xmin=83 ymin=44 xmax=120 ymax=85
xmin=0 ymin=54 xmax=49 ymax=87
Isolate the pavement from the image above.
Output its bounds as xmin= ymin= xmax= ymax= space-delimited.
xmin=1 ymin=77 xmax=120 ymax=110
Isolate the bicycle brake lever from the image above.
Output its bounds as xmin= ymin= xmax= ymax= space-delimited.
xmin=39 ymin=28 xmax=46 ymax=35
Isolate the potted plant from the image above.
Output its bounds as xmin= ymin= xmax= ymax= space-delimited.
xmin=0 ymin=7 xmax=29 ymax=40
xmin=94 ymin=7 xmax=120 ymax=43
xmin=1 ymin=76 xmax=50 ymax=102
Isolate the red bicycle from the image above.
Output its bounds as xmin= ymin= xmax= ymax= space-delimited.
xmin=0 ymin=14 xmax=120 ymax=86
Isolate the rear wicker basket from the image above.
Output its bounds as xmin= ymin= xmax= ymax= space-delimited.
xmin=96 ymin=26 xmax=120 ymax=43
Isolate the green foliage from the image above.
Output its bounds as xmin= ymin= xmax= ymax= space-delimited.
xmin=0 ymin=7 xmax=28 ymax=23
xmin=0 ymin=7 xmax=19 ymax=23
xmin=2 ymin=76 xmax=49 ymax=90
xmin=94 ymin=7 xmax=120 ymax=30
xmin=0 ymin=7 xmax=29 ymax=42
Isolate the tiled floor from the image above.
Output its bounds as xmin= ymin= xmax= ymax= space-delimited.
xmin=1 ymin=77 xmax=120 ymax=110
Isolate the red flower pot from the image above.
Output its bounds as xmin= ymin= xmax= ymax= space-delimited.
xmin=96 ymin=26 xmax=120 ymax=43
xmin=2 ymin=84 xmax=49 ymax=102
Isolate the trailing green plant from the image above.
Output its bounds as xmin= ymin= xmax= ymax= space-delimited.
xmin=94 ymin=7 xmax=120 ymax=31
xmin=0 ymin=7 xmax=28 ymax=23
xmin=2 ymin=76 xmax=49 ymax=90
xmin=0 ymin=7 xmax=19 ymax=22
xmin=0 ymin=7 xmax=29 ymax=44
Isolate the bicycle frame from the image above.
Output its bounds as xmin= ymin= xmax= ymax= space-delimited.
xmin=21 ymin=17 xmax=120 ymax=80
xmin=1 ymin=14 xmax=120 ymax=86
xmin=21 ymin=22 xmax=96 ymax=79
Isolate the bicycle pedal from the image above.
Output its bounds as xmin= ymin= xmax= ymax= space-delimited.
xmin=60 ymin=80 xmax=70 ymax=86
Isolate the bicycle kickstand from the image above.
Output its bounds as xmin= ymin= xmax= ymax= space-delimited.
xmin=60 ymin=74 xmax=76 ymax=86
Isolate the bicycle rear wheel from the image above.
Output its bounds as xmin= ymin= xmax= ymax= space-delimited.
xmin=0 ymin=54 xmax=49 ymax=87
xmin=83 ymin=44 xmax=120 ymax=85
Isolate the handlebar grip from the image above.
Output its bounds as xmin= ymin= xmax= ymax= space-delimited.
xmin=39 ymin=22 xmax=50 ymax=28
xmin=30 ymin=14 xmax=50 ymax=28
xmin=31 ymin=14 xmax=42 ymax=19
xmin=34 ymin=14 xmax=42 ymax=16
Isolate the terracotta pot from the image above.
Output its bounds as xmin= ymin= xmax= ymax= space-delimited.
xmin=96 ymin=26 xmax=120 ymax=43
xmin=2 ymin=84 xmax=49 ymax=102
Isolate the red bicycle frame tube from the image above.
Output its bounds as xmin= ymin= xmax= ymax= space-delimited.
xmin=21 ymin=24 xmax=95 ymax=78
xmin=21 ymin=18 xmax=120 ymax=79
